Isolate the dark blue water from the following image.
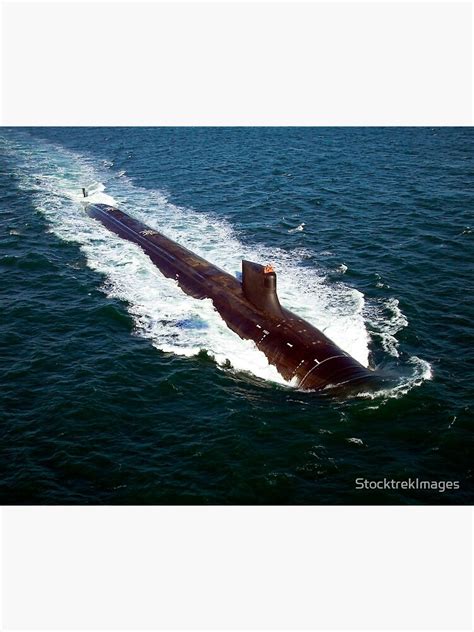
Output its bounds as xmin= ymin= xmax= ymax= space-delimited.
xmin=1 ymin=127 xmax=472 ymax=504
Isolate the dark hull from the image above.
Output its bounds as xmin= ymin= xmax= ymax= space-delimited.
xmin=86 ymin=203 xmax=380 ymax=393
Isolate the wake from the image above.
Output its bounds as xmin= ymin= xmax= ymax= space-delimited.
xmin=1 ymin=131 xmax=432 ymax=397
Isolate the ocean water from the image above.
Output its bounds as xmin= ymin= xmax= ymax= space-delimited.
xmin=0 ymin=127 xmax=472 ymax=504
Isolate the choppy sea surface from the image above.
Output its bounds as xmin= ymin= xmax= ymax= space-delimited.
xmin=1 ymin=127 xmax=472 ymax=504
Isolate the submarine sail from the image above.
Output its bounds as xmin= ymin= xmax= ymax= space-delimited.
xmin=85 ymin=202 xmax=381 ymax=393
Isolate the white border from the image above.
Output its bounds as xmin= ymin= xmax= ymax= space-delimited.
xmin=1 ymin=1 xmax=472 ymax=125
xmin=1 ymin=506 xmax=472 ymax=630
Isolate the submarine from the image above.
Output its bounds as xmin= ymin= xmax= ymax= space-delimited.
xmin=83 ymin=196 xmax=382 ymax=393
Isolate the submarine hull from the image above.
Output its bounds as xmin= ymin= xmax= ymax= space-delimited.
xmin=86 ymin=203 xmax=381 ymax=393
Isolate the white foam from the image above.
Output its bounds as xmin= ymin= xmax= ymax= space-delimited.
xmin=347 ymin=437 xmax=364 ymax=445
xmin=288 ymin=222 xmax=305 ymax=233
xmin=365 ymin=297 xmax=408 ymax=358
xmin=1 ymin=131 xmax=430 ymax=394
xmin=357 ymin=355 xmax=433 ymax=402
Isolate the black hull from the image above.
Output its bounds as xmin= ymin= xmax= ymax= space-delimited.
xmin=86 ymin=203 xmax=381 ymax=393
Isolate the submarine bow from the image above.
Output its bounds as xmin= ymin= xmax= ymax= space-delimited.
xmin=85 ymin=202 xmax=380 ymax=393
